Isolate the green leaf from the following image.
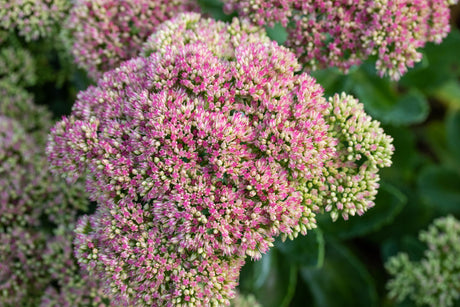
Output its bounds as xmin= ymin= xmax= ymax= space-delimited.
xmin=300 ymin=241 xmax=378 ymax=307
xmin=317 ymin=183 xmax=407 ymax=239
xmin=197 ymin=0 xmax=233 ymax=21
xmin=381 ymin=235 xmax=427 ymax=263
xmin=311 ymin=67 xmax=352 ymax=97
xmin=400 ymin=29 xmax=460 ymax=91
xmin=351 ymin=67 xmax=429 ymax=125
xmin=446 ymin=110 xmax=460 ymax=159
xmin=275 ymin=228 xmax=325 ymax=268
xmin=239 ymin=249 xmax=298 ymax=307
xmin=266 ymin=23 xmax=288 ymax=45
xmin=380 ymin=126 xmax=420 ymax=183
xmin=368 ymin=185 xmax=433 ymax=242
xmin=432 ymin=80 xmax=460 ymax=109
xmin=423 ymin=121 xmax=460 ymax=170
xmin=417 ymin=165 xmax=460 ymax=214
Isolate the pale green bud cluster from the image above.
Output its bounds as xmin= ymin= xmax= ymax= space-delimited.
xmin=230 ymin=293 xmax=262 ymax=307
xmin=386 ymin=215 xmax=460 ymax=307
xmin=300 ymin=93 xmax=394 ymax=222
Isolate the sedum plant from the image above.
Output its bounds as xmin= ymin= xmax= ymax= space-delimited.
xmin=386 ymin=215 xmax=460 ymax=307
xmin=40 ymin=225 xmax=113 ymax=307
xmin=48 ymin=13 xmax=393 ymax=306
xmin=65 ymin=0 xmax=199 ymax=80
xmin=223 ymin=0 xmax=459 ymax=80
xmin=0 ymin=46 xmax=36 ymax=87
xmin=0 ymin=0 xmax=70 ymax=41
xmin=0 ymin=93 xmax=109 ymax=305
xmin=0 ymin=81 xmax=51 ymax=144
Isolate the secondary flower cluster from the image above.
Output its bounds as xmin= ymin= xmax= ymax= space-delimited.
xmin=65 ymin=0 xmax=199 ymax=79
xmin=231 ymin=293 xmax=261 ymax=307
xmin=40 ymin=226 xmax=112 ymax=307
xmin=223 ymin=0 xmax=459 ymax=80
xmin=0 ymin=116 xmax=100 ymax=305
xmin=302 ymin=93 xmax=393 ymax=223
xmin=0 ymin=76 xmax=108 ymax=305
xmin=47 ymin=13 xmax=393 ymax=305
xmin=0 ymin=0 xmax=70 ymax=41
xmin=386 ymin=215 xmax=460 ymax=307
xmin=0 ymin=46 xmax=36 ymax=87
xmin=0 ymin=81 xmax=51 ymax=144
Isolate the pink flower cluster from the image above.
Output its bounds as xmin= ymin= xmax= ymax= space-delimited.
xmin=0 ymin=227 xmax=48 ymax=305
xmin=66 ymin=0 xmax=199 ymax=79
xmin=47 ymin=13 xmax=393 ymax=305
xmin=0 ymin=81 xmax=51 ymax=144
xmin=75 ymin=204 xmax=244 ymax=306
xmin=40 ymin=226 xmax=113 ymax=307
xmin=223 ymin=0 xmax=459 ymax=80
xmin=0 ymin=117 xmax=44 ymax=228
xmin=0 ymin=89 xmax=107 ymax=304
xmin=0 ymin=0 xmax=70 ymax=41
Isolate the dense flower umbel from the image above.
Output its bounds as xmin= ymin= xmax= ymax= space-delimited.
xmin=223 ymin=0 xmax=459 ymax=80
xmin=386 ymin=215 xmax=460 ymax=307
xmin=0 ymin=111 xmax=96 ymax=303
xmin=75 ymin=202 xmax=245 ymax=306
xmin=66 ymin=0 xmax=199 ymax=79
xmin=41 ymin=226 xmax=113 ymax=307
xmin=0 ymin=47 xmax=36 ymax=87
xmin=48 ymin=13 xmax=393 ymax=305
xmin=0 ymin=0 xmax=70 ymax=41
xmin=307 ymin=93 xmax=394 ymax=222
xmin=0 ymin=227 xmax=48 ymax=306
xmin=0 ymin=81 xmax=51 ymax=144
xmin=0 ymin=117 xmax=43 ymax=228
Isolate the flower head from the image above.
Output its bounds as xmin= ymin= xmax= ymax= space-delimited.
xmin=0 ymin=227 xmax=48 ymax=305
xmin=0 ymin=101 xmax=94 ymax=304
xmin=0 ymin=47 xmax=36 ymax=87
xmin=223 ymin=0 xmax=458 ymax=80
xmin=0 ymin=81 xmax=51 ymax=144
xmin=66 ymin=0 xmax=199 ymax=79
xmin=0 ymin=0 xmax=70 ymax=41
xmin=386 ymin=215 xmax=460 ymax=307
xmin=40 ymin=226 xmax=113 ymax=307
xmin=48 ymin=13 xmax=393 ymax=305
xmin=301 ymin=93 xmax=394 ymax=222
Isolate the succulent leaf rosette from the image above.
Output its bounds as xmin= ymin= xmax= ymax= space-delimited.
xmin=48 ymin=13 xmax=394 ymax=306
xmin=223 ymin=0 xmax=459 ymax=80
